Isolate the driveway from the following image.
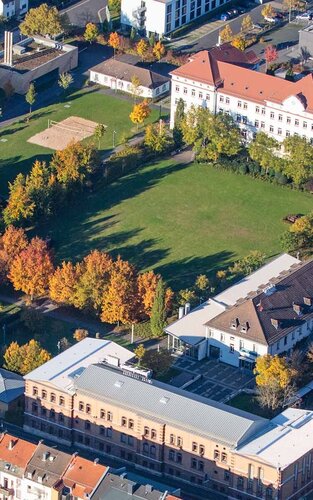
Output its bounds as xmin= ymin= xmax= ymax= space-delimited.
xmin=61 ymin=0 xmax=108 ymax=26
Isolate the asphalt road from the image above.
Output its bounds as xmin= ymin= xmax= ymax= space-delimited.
xmin=61 ymin=0 xmax=108 ymax=26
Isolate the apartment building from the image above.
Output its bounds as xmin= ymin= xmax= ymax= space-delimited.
xmin=170 ymin=48 xmax=313 ymax=142
xmin=121 ymin=0 xmax=231 ymax=37
xmin=24 ymin=355 xmax=313 ymax=500
xmin=166 ymin=253 xmax=301 ymax=363
xmin=0 ymin=0 xmax=28 ymax=19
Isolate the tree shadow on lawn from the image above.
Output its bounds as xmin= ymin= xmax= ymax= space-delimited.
xmin=0 ymin=153 xmax=53 ymax=195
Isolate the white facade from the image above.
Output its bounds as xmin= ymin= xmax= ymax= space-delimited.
xmin=0 ymin=0 xmax=28 ymax=18
xmin=89 ymin=69 xmax=170 ymax=99
xmin=170 ymin=72 xmax=313 ymax=143
xmin=121 ymin=0 xmax=231 ymax=36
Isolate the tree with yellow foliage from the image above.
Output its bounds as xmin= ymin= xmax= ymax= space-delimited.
xmin=4 ymin=339 xmax=51 ymax=375
xmin=129 ymin=100 xmax=151 ymax=129
xmin=153 ymin=40 xmax=166 ymax=60
xmin=49 ymin=261 xmax=79 ymax=305
xmin=219 ymin=24 xmax=233 ymax=44
xmin=3 ymin=173 xmax=35 ymax=226
xmin=108 ymin=31 xmax=120 ymax=57
xmin=84 ymin=22 xmax=99 ymax=43
xmin=231 ymin=34 xmax=246 ymax=51
xmin=9 ymin=237 xmax=54 ymax=301
xmin=241 ymin=14 xmax=253 ymax=32
xmin=261 ymin=3 xmax=275 ymax=20
xmin=136 ymin=38 xmax=149 ymax=61
xmin=254 ymin=354 xmax=295 ymax=410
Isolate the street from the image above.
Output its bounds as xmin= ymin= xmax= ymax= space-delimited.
xmin=61 ymin=0 xmax=108 ymax=26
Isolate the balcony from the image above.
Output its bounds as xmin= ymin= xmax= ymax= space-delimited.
xmin=0 ymin=486 xmax=14 ymax=496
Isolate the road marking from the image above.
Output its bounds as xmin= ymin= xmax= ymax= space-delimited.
xmin=62 ymin=0 xmax=92 ymax=14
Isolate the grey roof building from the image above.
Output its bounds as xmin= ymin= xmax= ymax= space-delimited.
xmin=0 ymin=369 xmax=24 ymax=405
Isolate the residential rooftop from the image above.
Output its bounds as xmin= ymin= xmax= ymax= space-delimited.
xmin=25 ymin=443 xmax=72 ymax=488
xmin=207 ymin=258 xmax=313 ymax=345
xmin=75 ymin=363 xmax=267 ymax=448
xmin=62 ymin=455 xmax=108 ymax=498
xmin=24 ymin=338 xmax=133 ymax=393
xmin=237 ymin=408 xmax=313 ymax=470
xmin=0 ymin=434 xmax=37 ymax=478
xmin=165 ymin=253 xmax=300 ymax=345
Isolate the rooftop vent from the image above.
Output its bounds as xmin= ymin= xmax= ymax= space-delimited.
xmin=114 ymin=380 xmax=124 ymax=388
xmin=160 ymin=396 xmax=170 ymax=404
xmin=271 ymin=318 xmax=280 ymax=329
xmin=4 ymin=463 xmax=10 ymax=470
xmin=304 ymin=297 xmax=312 ymax=307
xmin=185 ymin=302 xmax=191 ymax=315
xmin=8 ymin=440 xmax=15 ymax=451
xmin=42 ymin=451 xmax=50 ymax=462
xmin=178 ymin=306 xmax=184 ymax=319
xmin=127 ymin=482 xmax=136 ymax=495
xmin=145 ymin=484 xmax=153 ymax=493
xmin=240 ymin=321 xmax=250 ymax=333
xmin=230 ymin=318 xmax=239 ymax=329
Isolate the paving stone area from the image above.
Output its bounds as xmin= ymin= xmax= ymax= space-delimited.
xmin=173 ymin=357 xmax=254 ymax=403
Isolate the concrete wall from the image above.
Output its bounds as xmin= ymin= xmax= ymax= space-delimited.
xmin=0 ymin=37 xmax=78 ymax=94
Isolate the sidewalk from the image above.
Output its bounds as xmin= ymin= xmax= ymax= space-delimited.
xmin=167 ymin=18 xmax=224 ymax=50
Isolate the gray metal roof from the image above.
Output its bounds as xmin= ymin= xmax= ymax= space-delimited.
xmin=75 ymin=365 xmax=267 ymax=448
xmin=0 ymin=368 xmax=24 ymax=404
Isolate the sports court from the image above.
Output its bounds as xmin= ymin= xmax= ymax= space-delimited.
xmin=27 ymin=116 xmax=100 ymax=150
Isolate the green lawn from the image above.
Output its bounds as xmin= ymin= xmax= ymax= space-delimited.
xmin=227 ymin=392 xmax=277 ymax=419
xmin=36 ymin=160 xmax=313 ymax=289
xmin=0 ymin=89 xmax=162 ymax=195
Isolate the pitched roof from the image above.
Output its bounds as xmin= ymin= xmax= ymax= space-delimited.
xmin=25 ymin=443 xmax=72 ymax=488
xmin=90 ymin=58 xmax=170 ymax=89
xmin=0 ymin=433 xmax=37 ymax=472
xmin=171 ymin=49 xmax=313 ymax=111
xmin=207 ymin=259 xmax=313 ymax=345
xmin=63 ymin=456 xmax=108 ymax=498
xmin=24 ymin=338 xmax=133 ymax=394
xmin=0 ymin=368 xmax=24 ymax=404
xmin=75 ymin=364 xmax=267 ymax=448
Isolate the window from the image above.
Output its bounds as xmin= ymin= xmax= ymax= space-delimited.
xmin=278 ymin=128 xmax=282 ymax=135
xmin=191 ymin=89 xmax=195 ymax=97
xmin=237 ymin=476 xmax=244 ymax=488
xmin=286 ymin=130 xmax=290 ymax=137
xmin=32 ymin=402 xmax=38 ymax=413
xmin=206 ymin=94 xmax=210 ymax=101
xmin=86 ymin=404 xmax=91 ymax=415
xmin=59 ymin=413 xmax=64 ymax=423
xmin=303 ymin=121 xmax=307 ymax=128
xmin=85 ymin=420 xmax=91 ymax=430
xmin=176 ymin=453 xmax=182 ymax=464
xmin=295 ymin=119 xmax=299 ymax=126
xmin=261 ymin=108 xmax=266 ymax=115
xmin=255 ymin=106 xmax=260 ymax=113
xmin=277 ymin=341 xmax=280 ymax=350
xmin=287 ymin=116 xmax=291 ymax=124
xmin=199 ymin=445 xmax=205 ymax=456
xmin=191 ymin=458 xmax=197 ymax=469
xmin=128 ymin=436 xmax=134 ymax=446
xmin=128 ymin=419 xmax=134 ymax=429
xmin=284 ymin=335 xmax=288 ymax=345
xmin=255 ymin=120 xmax=259 ymax=128
xmin=177 ymin=436 xmax=183 ymax=447
xmin=59 ymin=396 xmax=65 ymax=406
xmin=150 ymin=445 xmax=156 ymax=457
xmin=107 ymin=428 xmax=112 ymax=438
xmin=99 ymin=426 xmax=105 ymax=435
xmin=192 ymin=442 xmax=198 ymax=453
xmin=121 ymin=417 xmax=127 ymax=427
xmin=261 ymin=122 xmax=265 ymax=129
xmin=41 ymin=407 xmax=47 ymax=416
xmin=175 ymin=85 xmax=179 ymax=92
xmin=236 ymin=114 xmax=241 ymax=123
xmin=270 ymin=112 xmax=274 ymax=119
xmin=199 ymin=92 xmax=203 ymax=99
xmin=221 ymin=452 xmax=227 ymax=463
xmin=243 ymin=102 xmax=247 ymax=110
xmin=32 ymin=387 xmax=38 ymax=396
xmin=278 ymin=114 xmax=283 ymax=121
xmin=237 ymin=100 xmax=242 ymax=108
xmin=79 ymin=401 xmax=84 ymax=412
xmin=224 ymin=471 xmax=230 ymax=481
xmin=198 ymin=461 xmax=204 ymax=471
xmin=50 ymin=409 xmax=55 ymax=420
xmin=85 ymin=437 xmax=90 ymax=446
xmin=230 ymin=344 xmax=234 ymax=353
xmin=242 ymin=116 xmax=247 ymax=124
xmin=144 ymin=426 xmax=150 ymax=437
xmin=169 ymin=450 xmax=175 ymax=461
xmin=50 ymin=393 xmax=56 ymax=403
xmin=220 ymin=95 xmax=224 ymax=102
xmin=151 ymin=429 xmax=157 ymax=440
xmin=183 ymin=87 xmax=187 ymax=94
xmin=170 ymin=434 xmax=175 ymax=444
xmin=100 ymin=409 xmax=105 ymax=419
xmin=42 ymin=390 xmax=47 ymax=399
xmin=121 ymin=433 xmax=127 ymax=443
xmin=269 ymin=125 xmax=274 ymax=133
xmin=107 ymin=412 xmax=113 ymax=422
xmin=214 ymin=450 xmax=220 ymax=460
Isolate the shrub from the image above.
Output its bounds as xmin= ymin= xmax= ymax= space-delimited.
xmin=239 ymin=164 xmax=248 ymax=175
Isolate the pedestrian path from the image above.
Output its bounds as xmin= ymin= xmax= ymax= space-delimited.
xmin=168 ymin=18 xmax=224 ymax=50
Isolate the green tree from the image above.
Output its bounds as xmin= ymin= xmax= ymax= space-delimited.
xmin=58 ymin=72 xmax=73 ymax=98
xmin=149 ymin=32 xmax=155 ymax=47
xmin=142 ymin=348 xmax=173 ymax=377
xmin=283 ymin=135 xmax=313 ymax=185
xmin=195 ymin=274 xmax=210 ymax=294
xmin=144 ymin=121 xmax=172 ymax=154
xmin=219 ymin=24 xmax=233 ymax=43
xmin=84 ymin=22 xmax=99 ymax=43
xmin=150 ymin=278 xmax=167 ymax=338
xmin=25 ymin=83 xmax=36 ymax=115
xmin=130 ymin=27 xmax=137 ymax=41
xmin=108 ymin=0 xmax=121 ymax=13
xmin=173 ymin=98 xmax=185 ymax=148
xmin=177 ymin=288 xmax=197 ymax=307
xmin=134 ymin=343 xmax=146 ymax=366
xmin=20 ymin=4 xmax=63 ymax=37
xmin=248 ymin=132 xmax=279 ymax=174
xmin=230 ymin=250 xmax=265 ymax=277
xmin=94 ymin=123 xmax=106 ymax=149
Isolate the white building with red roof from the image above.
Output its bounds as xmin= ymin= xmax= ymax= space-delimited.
xmin=170 ymin=45 xmax=313 ymax=142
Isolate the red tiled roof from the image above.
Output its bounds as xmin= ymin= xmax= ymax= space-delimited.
xmin=63 ymin=456 xmax=107 ymax=497
xmin=0 ymin=434 xmax=37 ymax=469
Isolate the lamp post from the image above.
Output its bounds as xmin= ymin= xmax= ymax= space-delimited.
xmin=113 ymin=130 xmax=117 ymax=148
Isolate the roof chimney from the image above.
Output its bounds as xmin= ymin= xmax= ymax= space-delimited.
xmin=145 ymin=484 xmax=153 ymax=493
xmin=178 ymin=306 xmax=184 ymax=319
xmin=271 ymin=318 xmax=280 ymax=329
xmin=304 ymin=297 xmax=312 ymax=307
xmin=184 ymin=303 xmax=191 ymax=315
xmin=42 ymin=451 xmax=50 ymax=462
xmin=8 ymin=439 xmax=15 ymax=451
xmin=94 ymin=458 xmax=99 ymax=465
xmin=127 ymin=482 xmax=136 ymax=495
xmin=230 ymin=318 xmax=239 ymax=329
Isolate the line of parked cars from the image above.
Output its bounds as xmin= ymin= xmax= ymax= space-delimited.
xmin=296 ymin=10 xmax=313 ymax=21
xmin=220 ymin=7 xmax=245 ymax=21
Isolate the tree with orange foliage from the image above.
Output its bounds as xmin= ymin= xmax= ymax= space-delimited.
xmin=101 ymin=256 xmax=139 ymax=325
xmin=0 ymin=226 xmax=28 ymax=281
xmin=49 ymin=261 xmax=80 ymax=305
xmin=137 ymin=270 xmax=159 ymax=317
xmin=108 ymin=31 xmax=120 ymax=57
xmin=74 ymin=250 xmax=113 ymax=312
xmin=136 ymin=38 xmax=149 ymax=61
xmin=50 ymin=141 xmax=97 ymax=187
xmin=152 ymin=40 xmax=166 ymax=60
xmin=129 ymin=100 xmax=151 ymax=129
xmin=9 ymin=237 xmax=54 ymax=301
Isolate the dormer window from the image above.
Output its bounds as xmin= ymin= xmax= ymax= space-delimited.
xmin=271 ymin=318 xmax=280 ymax=329
xmin=293 ymin=303 xmax=302 ymax=316
xmin=304 ymin=297 xmax=312 ymax=307
xmin=230 ymin=318 xmax=239 ymax=329
xmin=240 ymin=322 xmax=250 ymax=333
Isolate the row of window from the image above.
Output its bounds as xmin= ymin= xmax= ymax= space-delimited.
xmin=175 ymin=85 xmax=210 ymax=101
xmin=78 ymin=403 xmax=113 ymax=421
xmin=32 ymin=387 xmax=65 ymax=405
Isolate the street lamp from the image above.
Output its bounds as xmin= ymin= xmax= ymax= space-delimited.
xmin=113 ymin=130 xmax=117 ymax=148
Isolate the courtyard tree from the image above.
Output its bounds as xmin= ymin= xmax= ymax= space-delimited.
xmin=153 ymin=40 xmax=166 ymax=60
xmin=261 ymin=3 xmax=275 ymax=20
xmin=194 ymin=274 xmax=210 ymax=296
xmin=177 ymin=288 xmax=197 ymax=307
xmin=108 ymin=0 xmax=121 ymax=13
xmin=58 ymin=72 xmax=73 ymax=99
xmin=20 ymin=4 xmax=63 ymax=37
xmin=84 ymin=22 xmax=99 ymax=43
xmin=281 ymin=211 xmax=313 ymax=252
xmin=3 ymin=173 xmax=35 ymax=226
xmin=142 ymin=348 xmax=173 ymax=377
xmin=108 ymin=31 xmax=120 ymax=57
xmin=94 ymin=123 xmax=106 ymax=149
xmin=137 ymin=270 xmax=160 ymax=318
xmin=73 ymin=328 xmax=89 ymax=342
xmin=8 ymin=237 xmax=54 ymax=301
xmin=136 ymin=38 xmax=149 ymax=61
xmin=241 ymin=15 xmax=253 ymax=32
xmin=150 ymin=278 xmax=167 ymax=337
xmin=129 ymin=100 xmax=151 ymax=129
xmin=283 ymin=135 xmax=313 ymax=185
xmin=134 ymin=343 xmax=146 ymax=366
xmin=264 ymin=45 xmax=278 ymax=71
xmin=149 ymin=32 xmax=155 ymax=47
xmin=248 ymin=131 xmax=279 ymax=173
xmin=231 ymin=34 xmax=246 ymax=51
xmin=130 ymin=27 xmax=137 ymax=41
xmin=25 ymin=83 xmax=36 ymax=115
xmin=219 ymin=24 xmax=233 ymax=44
xmin=101 ymin=256 xmax=139 ymax=325
xmin=4 ymin=339 xmax=51 ymax=375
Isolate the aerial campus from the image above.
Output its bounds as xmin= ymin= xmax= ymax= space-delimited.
xmin=0 ymin=0 xmax=313 ymax=499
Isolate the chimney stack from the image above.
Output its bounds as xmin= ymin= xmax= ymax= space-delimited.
xmin=8 ymin=440 xmax=15 ymax=451
xmin=184 ymin=303 xmax=191 ymax=315
xmin=178 ymin=306 xmax=184 ymax=319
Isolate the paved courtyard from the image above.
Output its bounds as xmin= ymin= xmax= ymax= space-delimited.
xmin=172 ymin=357 xmax=255 ymax=403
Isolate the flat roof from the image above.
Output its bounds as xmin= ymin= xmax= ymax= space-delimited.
xmin=0 ymin=368 xmax=24 ymax=404
xmin=165 ymin=254 xmax=300 ymax=344
xmin=75 ymin=364 xmax=267 ymax=448
xmin=236 ymin=408 xmax=313 ymax=469
xmin=24 ymin=338 xmax=133 ymax=393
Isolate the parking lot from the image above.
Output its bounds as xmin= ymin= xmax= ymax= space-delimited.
xmin=172 ymin=357 xmax=254 ymax=403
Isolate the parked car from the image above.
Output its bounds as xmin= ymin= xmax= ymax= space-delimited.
xmin=296 ymin=12 xmax=312 ymax=20
xmin=264 ymin=15 xmax=279 ymax=23
xmin=220 ymin=12 xmax=230 ymax=20
xmin=220 ymin=9 xmax=238 ymax=21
